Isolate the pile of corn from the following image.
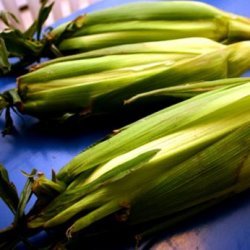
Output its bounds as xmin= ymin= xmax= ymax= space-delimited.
xmin=0 ymin=1 xmax=250 ymax=247
xmin=1 ymin=1 xmax=250 ymax=122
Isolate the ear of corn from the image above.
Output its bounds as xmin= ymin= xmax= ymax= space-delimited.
xmin=16 ymin=37 xmax=224 ymax=116
xmin=66 ymin=123 xmax=250 ymax=237
xmin=19 ymin=54 xmax=191 ymax=84
xmin=19 ymin=51 xmax=222 ymax=117
xmin=49 ymin=1 xmax=250 ymax=53
xmin=34 ymin=37 xmax=223 ymax=68
xmin=26 ymin=82 xmax=250 ymax=236
xmin=1 ymin=37 xmax=250 ymax=125
xmin=57 ymin=30 xmax=223 ymax=53
xmin=49 ymin=1 xmax=226 ymax=40
xmin=7 ymin=38 xmax=249 ymax=121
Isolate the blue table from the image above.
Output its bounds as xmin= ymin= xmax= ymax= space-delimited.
xmin=1 ymin=1 xmax=250 ymax=249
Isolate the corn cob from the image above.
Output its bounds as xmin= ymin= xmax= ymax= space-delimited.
xmin=48 ymin=1 xmax=250 ymax=54
xmin=26 ymin=82 xmax=250 ymax=240
xmin=0 ymin=38 xmax=249 ymax=124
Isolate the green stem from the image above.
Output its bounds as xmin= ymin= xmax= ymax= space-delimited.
xmin=0 ymin=90 xmax=20 ymax=135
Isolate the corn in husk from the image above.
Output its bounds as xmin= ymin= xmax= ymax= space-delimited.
xmin=26 ymin=81 xmax=250 ymax=240
xmin=48 ymin=1 xmax=250 ymax=54
xmin=2 ymin=38 xmax=248 ymax=122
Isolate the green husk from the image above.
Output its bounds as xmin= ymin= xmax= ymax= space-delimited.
xmin=31 ymin=37 xmax=223 ymax=70
xmin=32 ymin=173 xmax=66 ymax=199
xmin=13 ymin=39 xmax=250 ymax=120
xmin=128 ymin=124 xmax=250 ymax=225
xmin=20 ymin=53 xmax=191 ymax=84
xmin=125 ymin=77 xmax=250 ymax=103
xmin=67 ymin=123 xmax=250 ymax=236
xmin=2 ymin=1 xmax=250 ymax=74
xmin=57 ymin=30 xmax=223 ymax=52
xmin=26 ymin=82 xmax=250 ymax=232
xmin=49 ymin=1 xmax=250 ymax=53
xmin=49 ymin=1 xmax=226 ymax=40
xmin=72 ymin=20 xmax=224 ymax=37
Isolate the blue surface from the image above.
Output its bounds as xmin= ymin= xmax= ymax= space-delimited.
xmin=1 ymin=1 xmax=250 ymax=249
